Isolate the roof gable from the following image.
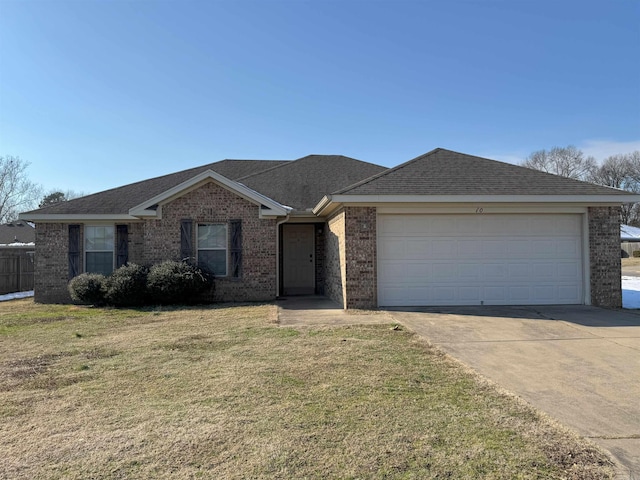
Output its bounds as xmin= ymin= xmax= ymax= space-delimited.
xmin=21 ymin=159 xmax=289 ymax=218
xmin=129 ymin=169 xmax=290 ymax=218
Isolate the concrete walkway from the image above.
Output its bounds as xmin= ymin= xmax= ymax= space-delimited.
xmin=277 ymin=297 xmax=640 ymax=476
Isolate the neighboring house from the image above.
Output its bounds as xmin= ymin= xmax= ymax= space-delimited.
xmin=0 ymin=220 xmax=36 ymax=294
xmin=0 ymin=220 xmax=35 ymax=247
xmin=20 ymin=148 xmax=639 ymax=308
xmin=620 ymin=224 xmax=640 ymax=257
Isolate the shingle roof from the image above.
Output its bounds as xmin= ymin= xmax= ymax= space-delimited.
xmin=0 ymin=221 xmax=35 ymax=244
xmin=23 ymin=155 xmax=386 ymax=216
xmin=336 ymin=148 xmax=631 ymax=196
xmin=24 ymin=160 xmax=289 ymax=215
xmin=238 ymin=155 xmax=387 ymax=210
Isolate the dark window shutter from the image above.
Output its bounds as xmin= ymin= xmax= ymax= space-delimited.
xmin=68 ymin=224 xmax=80 ymax=279
xmin=230 ymin=219 xmax=242 ymax=278
xmin=116 ymin=224 xmax=128 ymax=268
xmin=181 ymin=219 xmax=193 ymax=263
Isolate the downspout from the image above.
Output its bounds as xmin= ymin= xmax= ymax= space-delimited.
xmin=275 ymin=214 xmax=290 ymax=298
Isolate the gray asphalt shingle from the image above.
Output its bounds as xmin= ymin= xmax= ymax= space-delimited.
xmin=24 ymin=155 xmax=386 ymax=215
xmin=336 ymin=148 xmax=631 ymax=196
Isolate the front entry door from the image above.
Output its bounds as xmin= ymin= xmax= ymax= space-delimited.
xmin=283 ymin=224 xmax=315 ymax=295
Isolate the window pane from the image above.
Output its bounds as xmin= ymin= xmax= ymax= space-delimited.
xmin=85 ymin=226 xmax=114 ymax=251
xmin=86 ymin=252 xmax=114 ymax=275
xmin=198 ymin=250 xmax=227 ymax=276
xmin=198 ymin=224 xmax=226 ymax=249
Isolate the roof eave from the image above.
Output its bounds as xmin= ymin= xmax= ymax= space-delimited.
xmin=313 ymin=193 xmax=640 ymax=217
xmin=18 ymin=213 xmax=141 ymax=222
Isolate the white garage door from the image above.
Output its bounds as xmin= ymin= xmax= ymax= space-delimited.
xmin=378 ymin=214 xmax=584 ymax=306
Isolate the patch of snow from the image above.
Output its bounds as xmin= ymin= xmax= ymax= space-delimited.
xmin=0 ymin=242 xmax=35 ymax=247
xmin=622 ymin=277 xmax=640 ymax=309
xmin=621 ymin=224 xmax=640 ymax=241
xmin=0 ymin=290 xmax=34 ymax=302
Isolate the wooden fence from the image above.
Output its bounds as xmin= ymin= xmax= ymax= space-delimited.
xmin=0 ymin=248 xmax=35 ymax=295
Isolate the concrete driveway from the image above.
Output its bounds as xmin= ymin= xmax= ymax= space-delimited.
xmin=387 ymin=305 xmax=640 ymax=476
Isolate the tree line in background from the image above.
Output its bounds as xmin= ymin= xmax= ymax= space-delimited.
xmin=520 ymin=146 xmax=640 ymax=225
xmin=0 ymin=155 xmax=86 ymax=223
xmin=2 ymin=148 xmax=640 ymax=225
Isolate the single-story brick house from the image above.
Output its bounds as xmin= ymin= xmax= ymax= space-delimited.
xmin=20 ymin=148 xmax=639 ymax=308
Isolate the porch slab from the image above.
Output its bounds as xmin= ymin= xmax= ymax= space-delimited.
xmin=277 ymin=295 xmax=391 ymax=326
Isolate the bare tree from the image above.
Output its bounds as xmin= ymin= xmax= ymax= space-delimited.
xmin=589 ymin=151 xmax=640 ymax=225
xmin=521 ymin=145 xmax=597 ymax=180
xmin=0 ymin=156 xmax=42 ymax=223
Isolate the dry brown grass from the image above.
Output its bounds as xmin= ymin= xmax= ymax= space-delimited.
xmin=622 ymin=257 xmax=640 ymax=267
xmin=0 ymin=299 xmax=614 ymax=479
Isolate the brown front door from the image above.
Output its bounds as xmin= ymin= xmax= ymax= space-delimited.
xmin=282 ymin=224 xmax=315 ymax=295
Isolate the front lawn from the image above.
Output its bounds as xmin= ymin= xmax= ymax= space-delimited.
xmin=0 ymin=300 xmax=613 ymax=479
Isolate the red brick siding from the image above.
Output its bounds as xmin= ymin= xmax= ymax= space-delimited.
xmin=34 ymin=223 xmax=73 ymax=303
xmin=324 ymin=207 xmax=377 ymax=309
xmin=325 ymin=210 xmax=346 ymax=307
xmin=34 ymin=181 xmax=277 ymax=303
xmin=343 ymin=207 xmax=377 ymax=309
xmin=588 ymin=206 xmax=622 ymax=308
xmin=142 ymin=181 xmax=277 ymax=302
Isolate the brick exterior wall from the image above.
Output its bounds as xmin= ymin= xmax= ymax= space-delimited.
xmin=34 ymin=223 xmax=73 ymax=303
xmin=34 ymin=181 xmax=278 ymax=303
xmin=343 ymin=207 xmax=377 ymax=309
xmin=324 ymin=207 xmax=377 ymax=309
xmin=142 ymin=181 xmax=277 ymax=302
xmin=325 ymin=210 xmax=346 ymax=307
xmin=588 ymin=206 xmax=622 ymax=308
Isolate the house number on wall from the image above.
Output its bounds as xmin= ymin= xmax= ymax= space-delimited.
xmin=475 ymin=207 xmax=484 ymax=213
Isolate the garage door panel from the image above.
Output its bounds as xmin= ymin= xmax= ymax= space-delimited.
xmin=457 ymin=239 xmax=482 ymax=256
xmin=509 ymin=286 xmax=531 ymax=302
xmin=558 ymin=285 xmax=580 ymax=302
xmin=482 ymin=240 xmax=506 ymax=256
xmin=557 ymin=239 xmax=580 ymax=256
xmin=378 ymin=214 xmax=584 ymax=306
xmin=482 ymin=263 xmax=507 ymax=278
xmin=379 ymin=238 xmax=407 ymax=259
xmin=508 ymin=263 xmax=530 ymax=278
xmin=532 ymin=263 xmax=556 ymax=279
xmin=459 ymin=263 xmax=482 ymax=279
xmin=558 ymin=262 xmax=579 ymax=278
xmin=507 ymin=240 xmax=531 ymax=256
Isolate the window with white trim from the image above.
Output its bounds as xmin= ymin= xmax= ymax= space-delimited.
xmin=85 ymin=225 xmax=114 ymax=275
xmin=197 ymin=224 xmax=227 ymax=276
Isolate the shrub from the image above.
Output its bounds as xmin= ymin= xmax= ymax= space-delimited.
xmin=633 ymin=250 xmax=640 ymax=258
xmin=103 ymin=263 xmax=149 ymax=307
xmin=68 ymin=273 xmax=106 ymax=306
xmin=147 ymin=260 xmax=213 ymax=305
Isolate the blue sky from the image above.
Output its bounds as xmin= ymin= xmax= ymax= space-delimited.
xmin=1 ymin=0 xmax=639 ymax=195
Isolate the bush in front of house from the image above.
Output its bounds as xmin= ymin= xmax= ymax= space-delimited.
xmin=68 ymin=273 xmax=107 ymax=306
xmin=146 ymin=260 xmax=213 ymax=305
xmin=103 ymin=263 xmax=149 ymax=307
xmin=68 ymin=261 xmax=213 ymax=307
xmin=633 ymin=250 xmax=640 ymax=258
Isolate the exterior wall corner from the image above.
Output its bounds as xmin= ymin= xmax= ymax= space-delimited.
xmin=588 ymin=206 xmax=622 ymax=308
